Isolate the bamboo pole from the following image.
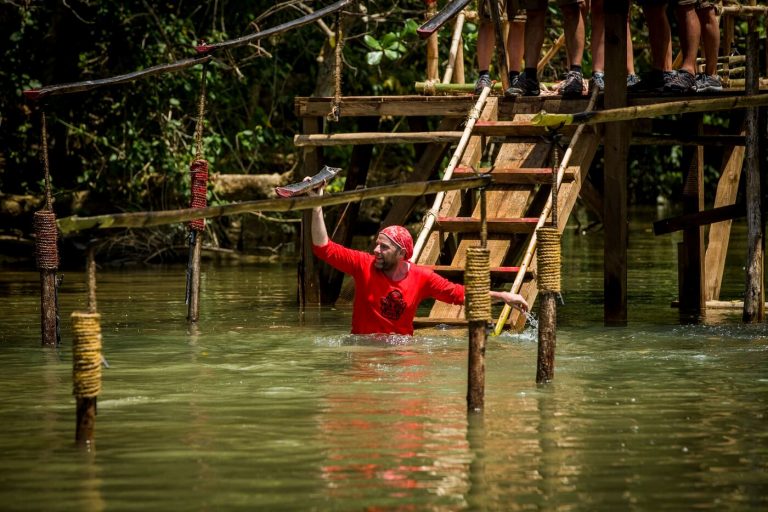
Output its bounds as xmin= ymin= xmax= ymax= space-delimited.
xmin=722 ymin=5 xmax=768 ymax=15
xmin=538 ymin=35 xmax=566 ymax=73
xmin=57 ymin=176 xmax=491 ymax=234
xmin=493 ymin=89 xmax=600 ymax=335
xmin=415 ymin=80 xmax=557 ymax=94
xmin=426 ymin=0 xmax=440 ymax=81
xmin=294 ymin=131 xmax=462 ymax=146
xmin=442 ymin=12 xmax=466 ymax=84
xmin=532 ymin=93 xmax=768 ymax=127
xmin=410 ymin=86 xmax=492 ymax=262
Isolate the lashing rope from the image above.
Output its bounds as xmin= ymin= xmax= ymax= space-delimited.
xmin=536 ymin=227 xmax=561 ymax=292
xmin=189 ymin=64 xmax=209 ymax=232
xmin=327 ymin=11 xmax=343 ymax=122
xmin=71 ymin=312 xmax=102 ymax=399
xmin=465 ymin=247 xmax=491 ymax=321
xmin=34 ymin=112 xmax=59 ymax=271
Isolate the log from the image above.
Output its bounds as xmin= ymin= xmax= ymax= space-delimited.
xmin=294 ymin=131 xmax=462 ymax=147
xmin=653 ymin=203 xmax=745 ymax=235
xmin=532 ymin=93 xmax=768 ymax=126
xmin=56 ymin=175 xmax=492 ymax=234
xmin=296 ymin=95 xmax=477 ymax=117
xmin=212 ymin=172 xmax=292 ymax=201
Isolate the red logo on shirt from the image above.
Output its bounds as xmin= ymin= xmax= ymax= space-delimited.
xmin=380 ymin=290 xmax=406 ymax=320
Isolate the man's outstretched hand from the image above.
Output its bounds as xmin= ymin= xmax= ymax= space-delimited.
xmin=491 ymin=291 xmax=529 ymax=313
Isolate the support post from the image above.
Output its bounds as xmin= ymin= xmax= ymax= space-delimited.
xmin=467 ymin=190 xmax=489 ymax=412
xmin=300 ymin=116 xmax=324 ymax=306
xmin=678 ymin=114 xmax=705 ymax=319
xmin=603 ymin=0 xmax=629 ymax=326
xmin=743 ymin=20 xmax=765 ymax=322
xmin=187 ymin=232 xmax=202 ymax=322
xmin=40 ymin=271 xmax=57 ymax=346
xmin=426 ymin=1 xmax=439 ymax=81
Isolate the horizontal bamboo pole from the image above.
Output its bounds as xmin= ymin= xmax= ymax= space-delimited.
xmin=722 ymin=5 xmax=768 ymax=15
xmin=294 ymin=131 xmax=462 ymax=147
xmin=415 ymin=81 xmax=558 ymax=94
xmin=57 ymin=175 xmax=490 ymax=234
xmin=24 ymin=56 xmax=212 ymax=101
xmin=532 ymin=93 xmax=768 ymax=126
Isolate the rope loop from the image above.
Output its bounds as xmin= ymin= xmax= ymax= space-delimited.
xmin=465 ymin=247 xmax=491 ymax=321
xmin=71 ymin=312 xmax=102 ymax=398
xmin=536 ymin=227 xmax=561 ymax=292
xmin=34 ymin=210 xmax=59 ymax=270
xmin=189 ymin=159 xmax=209 ymax=232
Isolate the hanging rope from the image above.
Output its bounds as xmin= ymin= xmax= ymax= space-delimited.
xmin=537 ymin=127 xmax=563 ymax=293
xmin=189 ymin=64 xmax=209 ymax=232
xmin=34 ymin=111 xmax=59 ymax=271
xmin=327 ymin=11 xmax=344 ymax=122
xmin=71 ymin=312 xmax=102 ymax=399
xmin=465 ymin=247 xmax=491 ymax=321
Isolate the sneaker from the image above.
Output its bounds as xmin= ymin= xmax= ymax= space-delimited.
xmin=664 ymin=69 xmax=696 ymax=94
xmin=504 ymin=71 xmax=540 ymax=97
xmin=694 ymin=73 xmax=723 ymax=93
xmin=561 ymin=70 xmax=584 ymax=98
xmin=590 ymin=71 xmax=605 ymax=93
xmin=628 ymin=69 xmax=676 ymax=93
xmin=626 ymin=73 xmax=641 ymax=88
xmin=474 ymin=73 xmax=492 ymax=95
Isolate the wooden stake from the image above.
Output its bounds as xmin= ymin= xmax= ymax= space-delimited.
xmin=187 ymin=231 xmax=202 ymax=322
xmin=426 ymin=1 xmax=439 ymax=81
xmin=467 ymin=320 xmax=486 ymax=410
xmin=40 ymin=271 xmax=57 ymax=346
xmin=442 ymin=12 xmax=466 ymax=84
xmin=536 ymin=293 xmax=556 ymax=383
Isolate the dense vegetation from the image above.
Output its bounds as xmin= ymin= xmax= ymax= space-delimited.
xmin=0 ymin=1 xmax=755 ymax=262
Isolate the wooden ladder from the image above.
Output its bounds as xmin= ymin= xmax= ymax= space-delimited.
xmin=413 ymin=96 xmax=600 ymax=332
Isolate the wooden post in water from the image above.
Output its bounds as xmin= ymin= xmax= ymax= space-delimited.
xmin=743 ymin=14 xmax=765 ymax=322
xmin=466 ymin=188 xmax=490 ymax=411
xmin=72 ymin=246 xmax=102 ymax=449
xmin=536 ymin=132 xmax=561 ymax=384
xmin=35 ymin=112 xmax=60 ymax=346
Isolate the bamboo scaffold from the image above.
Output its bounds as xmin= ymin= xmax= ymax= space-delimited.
xmin=410 ymin=85 xmax=493 ymax=262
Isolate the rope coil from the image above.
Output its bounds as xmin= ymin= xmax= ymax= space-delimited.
xmin=465 ymin=247 xmax=491 ymax=321
xmin=71 ymin=312 xmax=102 ymax=398
xmin=34 ymin=210 xmax=59 ymax=270
xmin=327 ymin=12 xmax=344 ymax=122
xmin=536 ymin=227 xmax=561 ymax=292
xmin=189 ymin=159 xmax=208 ymax=231
xmin=422 ymin=78 xmax=438 ymax=96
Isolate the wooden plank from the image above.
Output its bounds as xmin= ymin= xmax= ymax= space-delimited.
xmin=295 ymin=96 xmax=476 ymax=117
xmin=473 ymin=120 xmax=577 ymax=137
xmin=294 ymin=131 xmax=461 ymax=147
xmin=653 ymin=203 xmax=745 ymax=234
xmin=424 ymin=265 xmax=533 ymax=281
xmin=453 ymin=165 xmax=575 ymax=183
xmin=436 ymin=217 xmax=539 ymax=234
xmin=603 ymin=0 xmax=630 ymax=326
xmin=705 ymin=142 xmax=746 ymax=300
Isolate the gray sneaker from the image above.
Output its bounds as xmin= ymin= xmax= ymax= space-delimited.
xmin=561 ymin=70 xmax=584 ymax=98
xmin=474 ymin=74 xmax=492 ymax=95
xmin=626 ymin=73 xmax=640 ymax=88
xmin=590 ymin=71 xmax=605 ymax=93
xmin=664 ymin=69 xmax=696 ymax=94
xmin=695 ymin=73 xmax=723 ymax=93
xmin=504 ymin=71 xmax=540 ymax=97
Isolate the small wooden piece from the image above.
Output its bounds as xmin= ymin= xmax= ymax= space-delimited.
xmin=275 ymin=166 xmax=341 ymax=198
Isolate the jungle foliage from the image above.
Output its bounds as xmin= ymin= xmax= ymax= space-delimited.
xmin=0 ymin=1 xmax=757 ymax=259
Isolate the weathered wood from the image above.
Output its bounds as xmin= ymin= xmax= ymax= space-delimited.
xmin=473 ymin=120 xmax=576 ymax=137
xmin=678 ymin=114 xmax=706 ymax=318
xmin=536 ymin=292 xmax=556 ymax=384
xmin=705 ymin=131 xmax=745 ymax=301
xmin=294 ymin=131 xmax=462 ymax=147
xmin=722 ymin=5 xmax=768 ymax=15
xmin=442 ymin=12 xmax=466 ymax=84
xmin=743 ymin=25 xmax=765 ymax=322
xmin=424 ymin=265 xmax=533 ymax=282
xmin=196 ymin=0 xmax=354 ymax=54
xmin=436 ymin=217 xmax=539 ymax=233
xmin=300 ymin=117 xmax=323 ymax=306
xmin=187 ymin=232 xmax=202 ymax=322
xmin=75 ymin=397 xmax=97 ymax=448
xmin=467 ymin=320 xmax=486 ymax=411
xmin=57 ymin=176 xmax=492 ymax=233
xmin=603 ymin=0 xmax=630 ymax=326
xmin=425 ymin=0 xmax=439 ymax=80
xmin=654 ymin=203 xmax=745 ymax=234
xmin=40 ymin=271 xmax=57 ymax=346
xmin=296 ymin=96 xmax=476 ymax=117
xmin=453 ymin=165 xmax=575 ymax=184
xmin=538 ymin=35 xmax=566 ymax=73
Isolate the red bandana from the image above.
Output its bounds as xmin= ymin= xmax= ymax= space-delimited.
xmin=379 ymin=225 xmax=414 ymax=260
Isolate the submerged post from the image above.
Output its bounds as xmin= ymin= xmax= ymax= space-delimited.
xmin=72 ymin=247 xmax=102 ymax=448
xmin=35 ymin=112 xmax=60 ymax=347
xmin=466 ymin=188 xmax=490 ymax=411
xmin=536 ymin=132 xmax=562 ymax=384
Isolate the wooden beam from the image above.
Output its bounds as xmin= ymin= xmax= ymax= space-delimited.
xmin=295 ymin=96 xmax=476 ymax=117
xmin=436 ymin=217 xmax=539 ymax=234
xmin=424 ymin=265 xmax=533 ymax=282
xmin=653 ymin=203 xmax=746 ymax=235
xmin=453 ymin=165 xmax=575 ymax=183
xmin=294 ymin=131 xmax=462 ymax=147
xmin=472 ymin=120 xmax=576 ymax=137
xmin=603 ymin=0 xmax=630 ymax=326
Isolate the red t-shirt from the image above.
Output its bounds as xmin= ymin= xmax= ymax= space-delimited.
xmin=313 ymin=241 xmax=465 ymax=335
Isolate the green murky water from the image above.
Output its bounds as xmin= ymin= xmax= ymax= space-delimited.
xmin=1 ymin=210 xmax=766 ymax=510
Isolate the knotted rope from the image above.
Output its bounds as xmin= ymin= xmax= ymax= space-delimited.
xmin=327 ymin=11 xmax=344 ymax=122
xmin=536 ymin=228 xmax=561 ymax=292
xmin=422 ymin=78 xmax=438 ymax=96
xmin=465 ymin=247 xmax=491 ymax=321
xmin=71 ymin=312 xmax=102 ymax=398
xmin=189 ymin=65 xmax=209 ymax=232
xmin=34 ymin=112 xmax=59 ymax=271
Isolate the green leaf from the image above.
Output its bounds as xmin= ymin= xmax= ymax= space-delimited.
xmin=367 ymin=51 xmax=383 ymax=65
xmin=403 ymin=19 xmax=418 ymax=36
xmin=384 ymin=49 xmax=399 ymax=61
xmin=381 ymin=32 xmax=398 ymax=47
xmin=363 ymin=34 xmax=381 ymax=50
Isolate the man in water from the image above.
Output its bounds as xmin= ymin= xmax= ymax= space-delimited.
xmin=308 ymin=183 xmax=529 ymax=335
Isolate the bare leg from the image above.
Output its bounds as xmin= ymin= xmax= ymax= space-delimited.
xmin=507 ymin=20 xmax=525 ymax=73
xmin=524 ymin=8 xmax=546 ymax=70
xmin=562 ymin=2 xmax=587 ymax=67
xmin=698 ymin=6 xmax=720 ymax=76
xmin=592 ymin=0 xmax=605 ymax=73
xmin=642 ymin=3 xmax=673 ymax=71
xmin=676 ymin=3 xmax=700 ymax=74
xmin=477 ymin=20 xmax=494 ymax=72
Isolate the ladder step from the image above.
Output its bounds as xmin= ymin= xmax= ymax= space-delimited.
xmin=453 ymin=166 xmax=575 ymax=184
xmin=425 ymin=265 xmax=533 ymax=282
xmin=473 ymin=120 xmax=576 ymax=137
xmin=436 ymin=217 xmax=539 ymax=234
